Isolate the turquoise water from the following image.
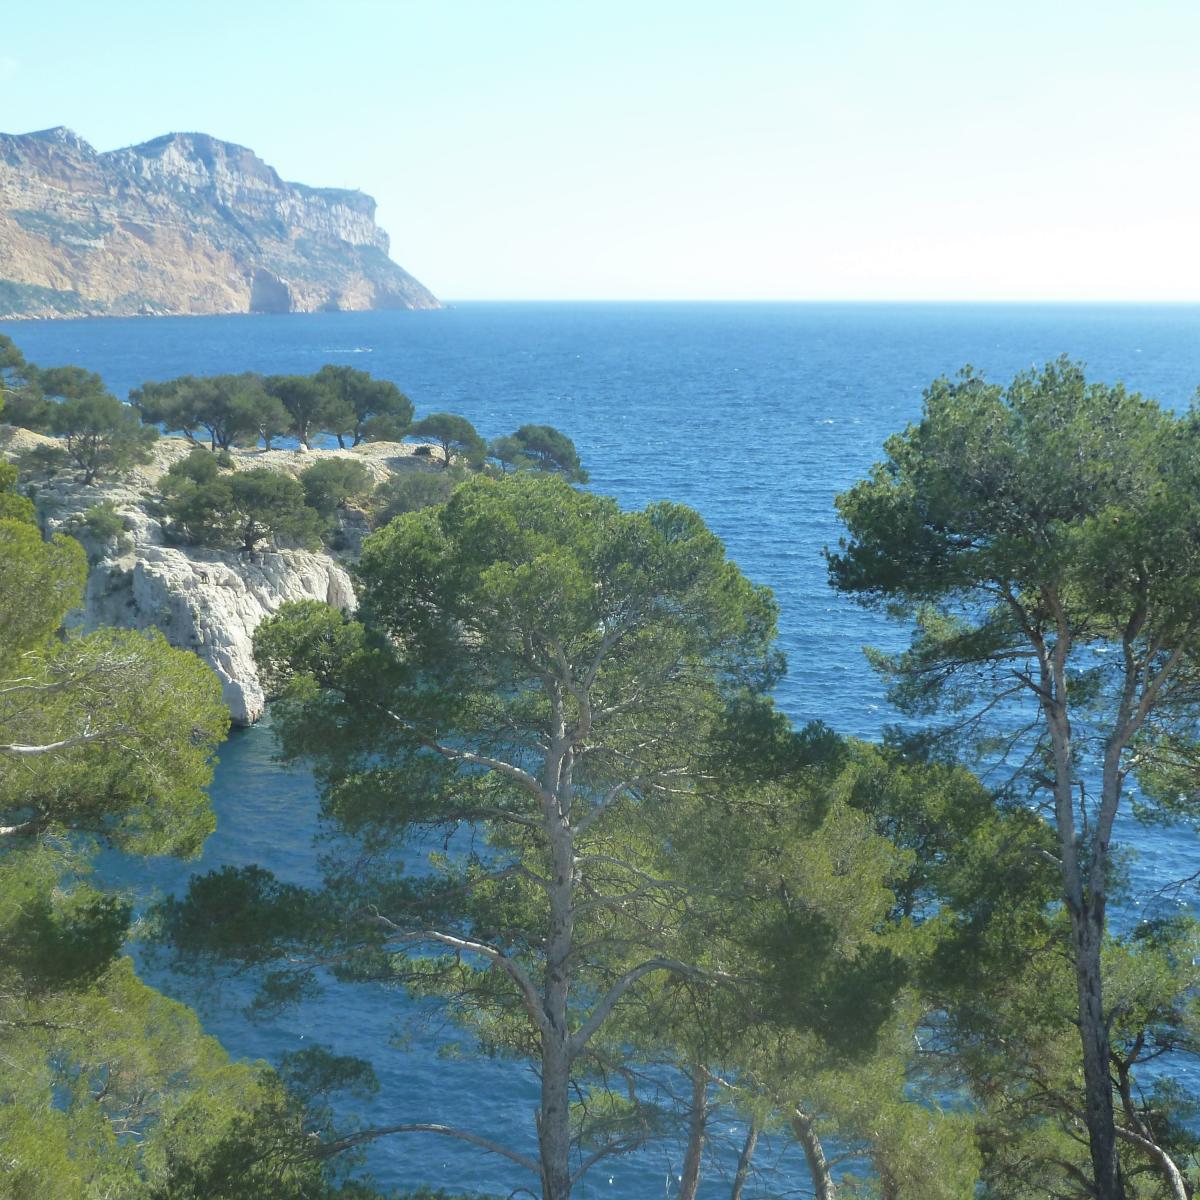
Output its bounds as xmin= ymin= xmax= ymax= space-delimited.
xmin=7 ymin=302 xmax=1200 ymax=1194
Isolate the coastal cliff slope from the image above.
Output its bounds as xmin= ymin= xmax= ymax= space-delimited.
xmin=0 ymin=426 xmax=431 ymax=724
xmin=0 ymin=126 xmax=439 ymax=318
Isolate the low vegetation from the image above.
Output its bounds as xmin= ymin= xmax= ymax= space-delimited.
xmin=299 ymin=457 xmax=375 ymax=516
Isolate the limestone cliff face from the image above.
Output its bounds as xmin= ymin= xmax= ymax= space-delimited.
xmin=0 ymin=126 xmax=439 ymax=318
xmin=0 ymin=428 xmax=433 ymax=725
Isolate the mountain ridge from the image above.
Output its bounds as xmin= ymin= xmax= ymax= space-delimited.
xmin=0 ymin=127 xmax=439 ymax=318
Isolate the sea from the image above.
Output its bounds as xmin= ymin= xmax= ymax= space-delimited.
xmin=4 ymin=302 xmax=1200 ymax=1196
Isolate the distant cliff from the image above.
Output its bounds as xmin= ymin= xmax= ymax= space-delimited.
xmin=0 ymin=127 xmax=440 ymax=318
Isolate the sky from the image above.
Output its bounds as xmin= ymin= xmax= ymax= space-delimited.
xmin=2 ymin=0 xmax=1199 ymax=301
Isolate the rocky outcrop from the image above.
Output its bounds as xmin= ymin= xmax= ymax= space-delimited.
xmin=0 ymin=126 xmax=439 ymax=318
xmin=2 ymin=427 xmax=427 ymax=724
xmin=83 ymin=541 xmax=354 ymax=726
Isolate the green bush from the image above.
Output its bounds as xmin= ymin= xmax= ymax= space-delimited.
xmin=300 ymin=458 xmax=374 ymax=517
xmin=73 ymin=501 xmax=128 ymax=541
xmin=168 ymin=446 xmax=226 ymax=486
xmin=64 ymin=501 xmax=133 ymax=560
xmin=370 ymin=468 xmax=461 ymax=528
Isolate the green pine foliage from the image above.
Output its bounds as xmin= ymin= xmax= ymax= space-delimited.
xmin=486 ymin=425 xmax=586 ymax=481
xmin=0 ymin=448 xmax=397 ymax=1199
xmin=132 ymin=373 xmax=290 ymax=451
xmin=409 ymin=412 xmax=486 ymax=468
xmin=300 ymin=457 xmax=375 ymax=516
xmin=160 ymin=451 xmax=326 ymax=552
xmin=29 ymin=364 xmax=160 ymax=484
xmin=369 ymin=466 xmax=464 ymax=527
xmin=315 ymin=364 xmax=414 ymax=446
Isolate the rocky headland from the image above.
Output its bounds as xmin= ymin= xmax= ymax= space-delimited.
xmin=0 ymin=126 xmax=439 ymax=318
xmin=1 ymin=426 xmax=429 ymax=724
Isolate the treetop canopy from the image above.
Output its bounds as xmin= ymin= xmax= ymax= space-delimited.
xmin=254 ymin=472 xmax=782 ymax=841
xmin=829 ymin=357 xmax=1200 ymax=632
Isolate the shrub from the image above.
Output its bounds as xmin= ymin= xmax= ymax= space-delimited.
xmin=370 ymin=468 xmax=461 ymax=528
xmin=174 ymin=446 xmax=226 ymax=482
xmin=66 ymin=501 xmax=133 ymax=559
xmin=72 ymin=501 xmax=128 ymax=541
xmin=300 ymin=458 xmax=374 ymax=517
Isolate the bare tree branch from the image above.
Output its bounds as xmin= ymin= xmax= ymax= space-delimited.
xmin=570 ymin=958 xmax=718 ymax=1057
xmin=314 ymin=1122 xmax=540 ymax=1174
xmin=373 ymin=917 xmax=553 ymax=1041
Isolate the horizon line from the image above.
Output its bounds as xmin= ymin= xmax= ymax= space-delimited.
xmin=437 ymin=296 xmax=1200 ymax=306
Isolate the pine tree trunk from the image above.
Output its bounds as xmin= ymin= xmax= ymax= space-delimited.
xmin=539 ymin=800 xmax=575 ymax=1200
xmin=1071 ymin=897 xmax=1125 ymax=1200
xmin=678 ymin=1066 xmax=708 ymax=1200
xmin=1048 ymin=686 xmax=1126 ymax=1200
xmin=730 ymin=1119 xmax=760 ymax=1200
xmin=792 ymin=1108 xmax=836 ymax=1200
xmin=878 ymin=1162 xmax=900 ymax=1200
xmin=538 ymin=1034 xmax=572 ymax=1200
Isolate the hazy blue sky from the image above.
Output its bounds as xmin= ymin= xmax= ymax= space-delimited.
xmin=3 ymin=1 xmax=1197 ymax=300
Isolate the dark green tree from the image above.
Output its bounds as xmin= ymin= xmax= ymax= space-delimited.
xmin=511 ymin=425 xmax=587 ymax=482
xmin=240 ymin=386 xmax=292 ymax=451
xmin=267 ymin=375 xmax=343 ymax=449
xmin=0 ymin=455 xmax=398 ymax=1200
xmin=132 ymin=373 xmax=290 ymax=451
xmin=487 ymin=434 xmax=531 ymax=474
xmin=828 ymin=358 xmax=1200 ymax=1200
xmin=314 ymin=365 xmax=414 ymax=446
xmin=0 ymin=335 xmax=50 ymax=430
xmin=0 ymin=332 xmax=22 ymax=383
xmin=43 ymin=371 xmax=157 ymax=484
xmin=410 ymin=412 xmax=486 ymax=468
xmin=159 ymin=473 xmax=780 ymax=1199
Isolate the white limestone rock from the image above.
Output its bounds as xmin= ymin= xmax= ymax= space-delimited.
xmin=83 ymin=543 xmax=355 ymax=725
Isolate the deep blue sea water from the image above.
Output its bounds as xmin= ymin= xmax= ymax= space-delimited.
xmin=5 ymin=302 xmax=1200 ymax=1195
